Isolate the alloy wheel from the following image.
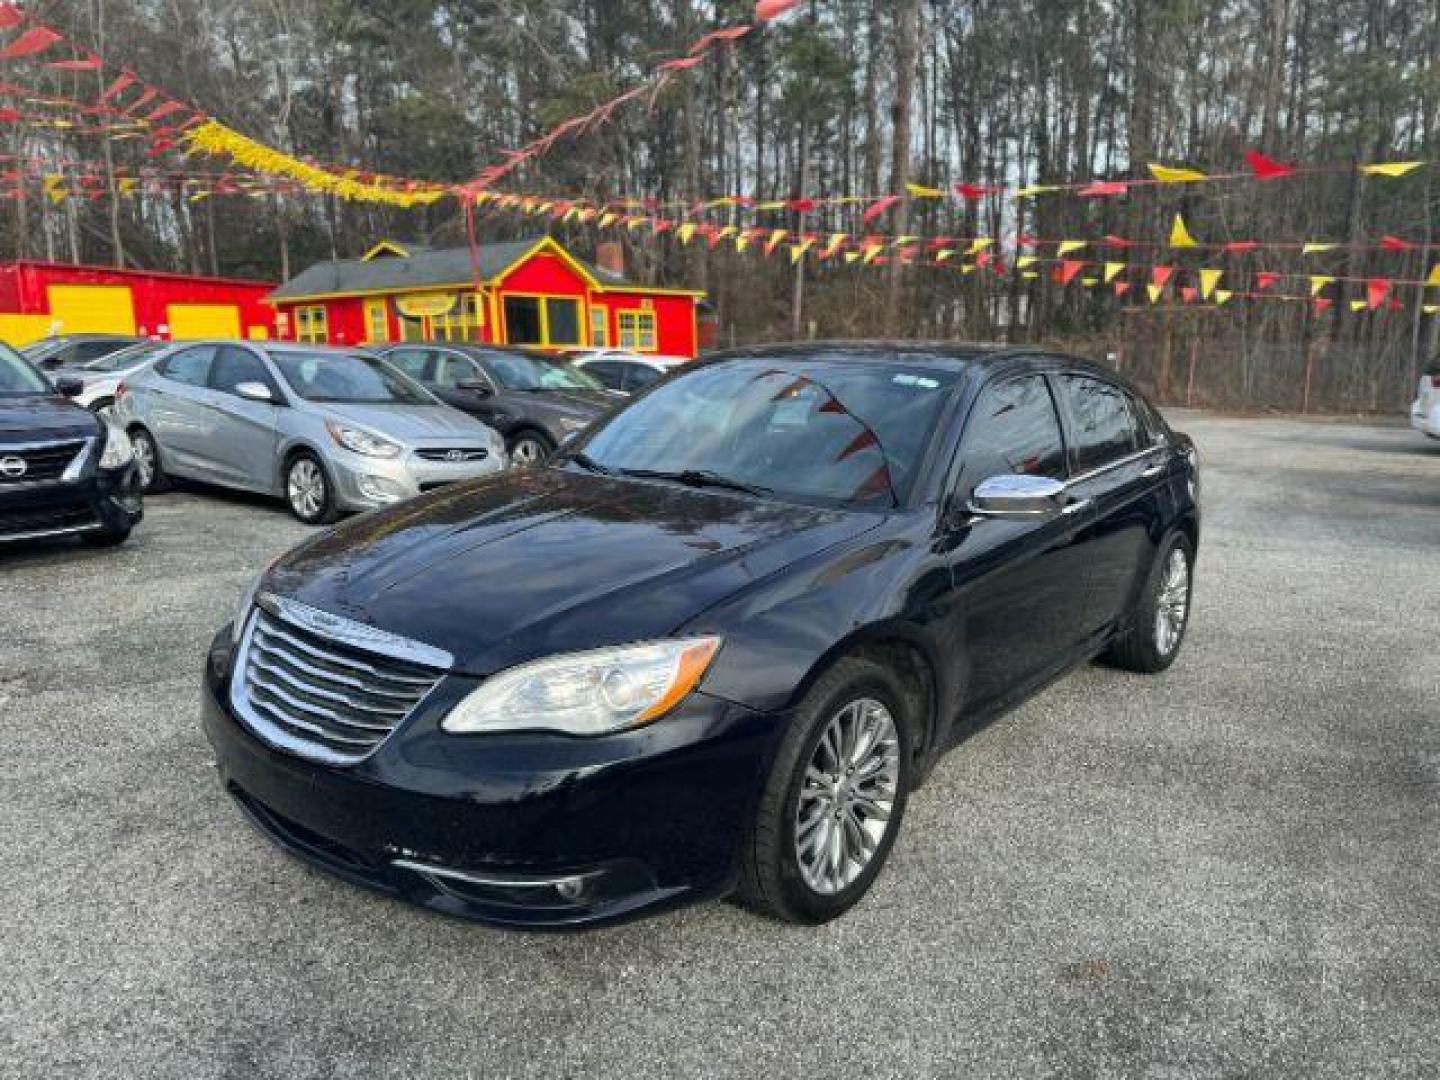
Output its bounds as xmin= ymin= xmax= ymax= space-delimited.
xmin=794 ymin=697 xmax=901 ymax=896
xmin=131 ymin=432 xmax=154 ymax=488
xmin=1155 ymin=548 xmax=1190 ymax=656
xmin=511 ymin=437 xmax=547 ymax=468
xmin=288 ymin=459 xmax=326 ymax=520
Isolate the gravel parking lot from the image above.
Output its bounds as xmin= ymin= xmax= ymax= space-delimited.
xmin=2 ymin=412 xmax=1437 ymax=1079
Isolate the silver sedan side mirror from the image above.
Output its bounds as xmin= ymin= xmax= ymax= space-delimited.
xmin=968 ymin=474 xmax=1066 ymax=519
xmin=234 ymin=381 xmax=274 ymax=403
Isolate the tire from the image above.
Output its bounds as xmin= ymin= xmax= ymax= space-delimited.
xmin=128 ymin=428 xmax=168 ymax=494
xmin=507 ymin=430 xmax=554 ymax=469
xmin=735 ymin=656 xmax=914 ymax=924
xmin=1105 ymin=532 xmax=1195 ymax=673
xmin=284 ymin=452 xmax=339 ymax=525
xmin=81 ymin=526 xmax=131 ymax=548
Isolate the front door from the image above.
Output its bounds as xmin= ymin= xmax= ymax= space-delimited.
xmin=941 ymin=373 xmax=1095 ymax=715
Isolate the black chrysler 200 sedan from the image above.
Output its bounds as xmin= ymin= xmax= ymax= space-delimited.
xmin=0 ymin=342 xmax=142 ymax=547
xmin=203 ymin=344 xmax=1200 ymax=928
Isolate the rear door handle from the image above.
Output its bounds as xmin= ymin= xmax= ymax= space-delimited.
xmin=1061 ymin=497 xmax=1093 ymax=516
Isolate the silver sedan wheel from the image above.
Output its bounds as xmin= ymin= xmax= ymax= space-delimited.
xmin=794 ymin=698 xmax=901 ymax=897
xmin=130 ymin=432 xmax=155 ymax=488
xmin=287 ymin=458 xmax=326 ymax=520
xmin=510 ymin=436 xmax=548 ymax=468
xmin=1155 ymin=548 xmax=1191 ymax=656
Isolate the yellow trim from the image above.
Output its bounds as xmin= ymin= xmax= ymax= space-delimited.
xmin=589 ymin=304 xmax=610 ymax=347
xmin=363 ymin=298 xmax=390 ymax=343
xmin=362 ymin=240 xmax=412 ymax=261
xmin=293 ymin=304 xmax=328 ymax=344
xmin=498 ymin=291 xmax=586 ymax=349
xmin=490 ymin=236 xmax=604 ymax=291
xmin=594 ymin=284 xmax=707 ymax=298
xmin=616 ymin=309 xmax=658 ymax=353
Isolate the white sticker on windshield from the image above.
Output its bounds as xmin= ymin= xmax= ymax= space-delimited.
xmin=893 ymin=373 xmax=940 ymax=389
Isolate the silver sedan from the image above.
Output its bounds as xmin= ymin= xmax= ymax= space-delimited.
xmin=112 ymin=341 xmax=506 ymax=524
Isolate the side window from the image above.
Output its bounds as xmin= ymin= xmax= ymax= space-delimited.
xmin=957 ymin=376 xmax=1067 ymax=496
xmin=435 ymin=353 xmax=482 ymax=389
xmin=1061 ymin=375 xmax=1141 ymax=472
xmin=385 ymin=348 xmax=432 ymax=382
xmin=584 ymin=362 xmax=626 ymax=391
xmin=626 ymin=364 xmax=663 ymax=390
xmin=208 ymin=346 xmax=273 ymax=397
xmin=157 ymin=345 xmax=215 ymax=387
xmin=74 ymin=341 xmax=121 ymax=365
xmin=1129 ymin=392 xmax=1168 ymax=448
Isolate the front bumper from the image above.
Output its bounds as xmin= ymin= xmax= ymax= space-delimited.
xmin=201 ymin=629 xmax=782 ymax=928
xmin=0 ymin=462 xmax=142 ymax=544
xmin=327 ymin=445 xmax=507 ymax=512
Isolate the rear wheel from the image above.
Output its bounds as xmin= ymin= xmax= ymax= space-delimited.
xmin=1105 ymin=533 xmax=1194 ymax=673
xmin=285 ymin=452 xmax=338 ymax=525
xmin=735 ymin=656 xmax=913 ymax=924
xmin=507 ymin=430 xmax=553 ymax=469
xmin=129 ymin=428 xmax=167 ymax=494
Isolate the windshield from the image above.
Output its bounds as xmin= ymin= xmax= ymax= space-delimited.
xmin=83 ymin=341 xmax=163 ymax=372
xmin=572 ymin=357 xmax=959 ymax=507
xmin=482 ymin=350 xmax=602 ymax=391
xmin=0 ymin=343 xmax=52 ymax=395
xmin=272 ymin=351 xmax=434 ymax=405
xmin=20 ymin=339 xmax=64 ymax=361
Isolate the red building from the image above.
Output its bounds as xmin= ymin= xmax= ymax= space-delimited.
xmin=267 ymin=236 xmax=707 ymax=358
xmin=0 ymin=260 xmax=277 ymax=345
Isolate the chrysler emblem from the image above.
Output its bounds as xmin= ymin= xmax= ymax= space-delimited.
xmin=445 ymin=449 xmax=466 ymax=462
xmin=0 ymin=455 xmax=27 ymax=479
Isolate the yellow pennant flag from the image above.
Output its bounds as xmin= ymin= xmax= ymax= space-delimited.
xmin=599 ymin=212 xmax=619 ymax=228
xmin=1199 ymin=268 xmax=1222 ymax=299
xmin=961 ymin=264 xmax=976 ymax=275
xmin=1021 ymin=270 xmax=1039 ymax=280
xmin=1426 ymin=264 xmax=1440 ymax=286
xmin=935 ymin=249 xmax=956 ymax=263
xmin=716 ymin=225 xmax=738 ymax=240
xmin=1309 ymin=275 xmax=1334 ymax=296
xmin=1301 ymin=243 xmax=1337 ymax=255
xmin=1015 ymin=184 xmax=1058 ymax=198
xmin=821 ymin=233 xmax=848 ymax=258
xmin=626 ymin=216 xmax=646 ymax=232
xmin=1425 ymin=305 xmax=1440 ymax=315
xmin=1360 ymin=161 xmax=1423 ymax=178
xmin=1147 ymin=284 xmax=1164 ymax=304
xmin=735 ymin=235 xmax=751 ymax=252
xmin=1081 ymin=277 xmax=1099 ymax=287
xmin=755 ymin=200 xmax=786 ymax=211
xmin=1349 ymin=299 xmax=1369 ymax=312
xmin=767 ymin=229 xmax=789 ymax=249
xmin=906 ymin=183 xmax=945 ymax=198
xmin=1057 ymin=240 xmax=1087 ymax=256
xmin=189 ymin=191 xmax=210 ymax=203
xmin=1170 ymin=214 xmax=1200 ymax=248
xmin=1103 ymin=262 xmax=1125 ymax=283
xmin=893 ymin=236 xmax=919 ymax=248
xmin=789 ymin=238 xmax=816 ymax=264
xmin=1016 ymin=255 xmax=1038 ymax=269
xmin=677 ymin=222 xmax=697 ymax=244
xmin=1214 ymin=290 xmax=1233 ymax=306
xmin=117 ymin=177 xmax=138 ymax=196
xmin=863 ymin=244 xmax=885 ymax=264
xmin=966 ymin=237 xmax=994 ymax=255
xmin=563 ymin=207 xmax=581 ymax=223
xmin=844 ymin=251 xmax=862 ymax=264
xmin=42 ymin=175 xmax=68 ymax=204
xmin=1149 ymin=164 xmax=1208 ymax=183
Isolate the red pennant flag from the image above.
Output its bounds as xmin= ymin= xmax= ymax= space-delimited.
xmin=1114 ymin=282 xmax=1132 ymax=297
xmin=975 ymin=250 xmax=994 ymax=269
xmin=1151 ymin=265 xmax=1176 ymax=289
xmin=0 ymin=107 xmax=19 ymax=122
xmin=862 ymin=195 xmax=901 ymax=224
xmin=658 ymin=56 xmax=705 ymax=72
xmin=0 ymin=26 xmax=61 ymax=59
xmin=143 ymin=101 xmax=189 ymax=124
xmin=952 ymin=183 xmax=995 ymax=200
xmin=1181 ymin=287 xmax=1198 ymax=303
xmin=46 ymin=56 xmax=102 ymax=71
xmin=1222 ymin=241 xmax=1260 ymax=253
xmin=1055 ymin=260 xmax=1084 ymax=285
xmin=1380 ymin=235 xmax=1417 ymax=251
xmin=755 ymin=0 xmax=800 ymax=20
xmin=1102 ymin=235 xmax=1136 ymax=249
xmin=1255 ymin=271 xmax=1280 ymax=290
xmin=652 ymin=219 xmax=673 ymax=234
xmin=1388 ymin=296 xmax=1403 ymax=312
xmin=1313 ymin=298 xmax=1333 ymax=313
xmin=1078 ymin=181 xmax=1128 ymax=197
xmin=688 ymin=26 xmax=752 ymax=55
xmin=1244 ymin=149 xmax=1296 ymax=181
xmin=1367 ymin=278 xmax=1391 ymax=310
xmin=788 ymin=198 xmax=816 ymax=213
xmin=0 ymin=4 xmax=24 ymax=30
xmin=1017 ymin=234 xmax=1039 ymax=248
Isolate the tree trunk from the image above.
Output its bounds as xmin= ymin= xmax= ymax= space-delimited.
xmin=884 ymin=0 xmax=920 ymax=336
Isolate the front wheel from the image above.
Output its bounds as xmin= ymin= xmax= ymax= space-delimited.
xmin=285 ymin=453 xmax=338 ymax=525
xmin=735 ymin=656 xmax=913 ymax=924
xmin=507 ymin=431 xmax=553 ymax=469
xmin=1105 ymin=533 xmax=1194 ymax=673
xmin=129 ymin=428 xmax=167 ymax=494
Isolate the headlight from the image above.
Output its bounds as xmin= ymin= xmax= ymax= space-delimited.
xmin=442 ymin=637 xmax=722 ymax=737
xmin=98 ymin=422 xmax=133 ymax=469
xmin=326 ymin=422 xmax=401 ymax=459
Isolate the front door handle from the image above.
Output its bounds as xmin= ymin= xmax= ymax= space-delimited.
xmin=1061 ymin=497 xmax=1093 ymax=516
xmin=1141 ymin=463 xmax=1165 ymax=479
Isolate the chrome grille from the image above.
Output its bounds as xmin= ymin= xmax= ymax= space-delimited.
xmin=0 ymin=438 xmax=90 ymax=485
xmin=415 ymin=447 xmax=490 ymax=462
xmin=233 ymin=597 xmax=448 ymax=765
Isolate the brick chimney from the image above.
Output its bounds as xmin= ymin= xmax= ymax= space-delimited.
xmin=595 ymin=241 xmax=625 ymax=278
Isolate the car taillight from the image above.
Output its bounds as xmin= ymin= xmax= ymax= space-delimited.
xmin=1430 ymin=374 xmax=1440 ymax=389
xmin=115 ymin=381 xmax=127 ymax=399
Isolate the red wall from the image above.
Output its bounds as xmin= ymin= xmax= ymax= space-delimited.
xmin=599 ymin=291 xmax=697 ymax=357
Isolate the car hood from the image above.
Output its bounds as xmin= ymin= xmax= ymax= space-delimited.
xmin=315 ymin=401 xmax=493 ymax=442
xmin=0 ymin=394 xmax=97 ymax=440
xmin=265 ymin=468 xmax=879 ymax=675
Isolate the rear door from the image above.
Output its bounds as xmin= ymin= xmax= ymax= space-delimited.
xmin=202 ymin=345 xmax=282 ymax=491
xmin=144 ymin=344 xmax=218 ymax=476
xmin=1055 ymin=373 xmax=1169 ymax=634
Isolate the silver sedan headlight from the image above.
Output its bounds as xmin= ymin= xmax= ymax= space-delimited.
xmin=442 ymin=637 xmax=722 ymax=737
xmin=97 ymin=422 xmax=134 ymax=469
xmin=326 ymin=422 xmax=401 ymax=459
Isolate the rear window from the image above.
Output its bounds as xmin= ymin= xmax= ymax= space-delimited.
xmin=1060 ymin=375 xmax=1141 ymax=472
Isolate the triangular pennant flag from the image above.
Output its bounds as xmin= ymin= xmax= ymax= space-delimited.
xmin=1301 ymin=243 xmax=1336 ymax=255
xmin=1148 ymin=163 xmax=1208 ymax=183
xmin=862 ymin=244 xmax=885 ymax=264
xmin=1255 ymin=271 xmax=1280 ymax=290
xmin=953 ymin=183 xmax=995 ymax=200
xmin=821 ymin=233 xmax=848 ymax=259
xmin=1169 ymin=214 xmax=1200 ymax=248
xmin=1380 ymin=235 xmax=1417 ymax=251
xmin=965 ymin=238 xmax=994 ymax=255
xmin=1425 ymin=304 xmax=1440 ymax=315
xmin=1147 ymin=285 xmax=1164 ymax=304
xmin=1222 ymin=241 xmax=1259 ymax=253
xmin=862 ymin=195 xmax=901 ymax=224
xmin=1313 ymin=298 xmax=1333 ymax=314
xmin=1055 ymin=260 xmax=1085 ymax=285
xmin=1151 ymin=265 xmax=1176 ymax=289
xmin=905 ymin=182 xmax=945 ymax=198
xmin=1016 ymin=256 xmax=1037 ymax=269
xmin=763 ymin=229 xmax=789 ymax=256
xmin=1081 ymin=277 xmax=1099 ymax=287
xmin=1199 ymin=268 xmax=1222 ymax=299
xmin=1114 ymin=281 xmax=1133 ymax=297
xmin=1102 ymin=235 xmax=1136 ymax=248
xmin=1181 ymin=287 xmax=1198 ymax=303
xmin=844 ymin=252 xmax=861 ymax=264
xmin=677 ymin=222 xmax=697 ymax=244
xmin=1056 ymin=240 xmax=1087 ymax=256
xmin=1349 ymin=299 xmax=1369 ymax=312
xmin=1309 ymin=275 xmax=1333 ymax=296
xmin=1244 ymin=149 xmax=1297 ymax=180
xmin=1021 ymin=271 xmax=1039 ymax=280
xmin=1426 ymin=264 xmax=1440 ymax=287
xmin=1360 ymin=161 xmax=1423 ymax=178
xmin=755 ymin=0 xmax=801 ymax=22
xmin=1214 ymin=290 xmax=1233 ymax=306
xmin=1104 ymin=262 xmax=1125 ymax=283
xmin=1078 ymin=181 xmax=1128 ymax=197
xmin=935 ymin=249 xmax=956 ymax=263
xmin=0 ymin=26 xmax=62 ymax=60
xmin=1366 ymin=278 xmax=1391 ymax=310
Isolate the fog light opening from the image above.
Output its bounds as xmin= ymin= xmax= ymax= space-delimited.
xmin=357 ymin=475 xmax=407 ymax=504
xmin=554 ymin=876 xmax=587 ymax=902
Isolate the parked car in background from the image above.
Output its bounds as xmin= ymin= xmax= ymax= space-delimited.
xmin=569 ymin=351 xmax=689 ymax=395
xmin=50 ymin=339 xmax=169 ymax=417
xmin=1412 ymin=358 xmax=1440 ymax=439
xmin=205 ymin=343 xmax=1200 ymax=929
xmin=378 ymin=343 xmax=618 ymax=467
xmin=20 ymin=333 xmax=143 ymax=371
xmin=114 ymin=341 xmax=505 ymax=524
xmin=0 ymin=341 xmax=142 ymax=547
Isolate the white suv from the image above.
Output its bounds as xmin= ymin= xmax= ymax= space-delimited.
xmin=1412 ymin=361 xmax=1440 ymax=439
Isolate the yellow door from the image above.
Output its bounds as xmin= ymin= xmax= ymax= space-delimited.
xmin=167 ymin=303 xmax=241 ymax=339
xmin=46 ymin=284 xmax=136 ymax=335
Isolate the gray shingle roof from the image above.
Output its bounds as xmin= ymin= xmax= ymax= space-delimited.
xmin=268 ymin=237 xmax=627 ymax=301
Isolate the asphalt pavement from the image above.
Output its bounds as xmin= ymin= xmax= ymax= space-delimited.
xmin=1 ymin=412 xmax=1437 ymax=1078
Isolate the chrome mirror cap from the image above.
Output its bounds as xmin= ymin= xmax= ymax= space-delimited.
xmin=235 ymin=381 xmax=274 ymax=403
xmin=968 ymin=474 xmax=1066 ymax=519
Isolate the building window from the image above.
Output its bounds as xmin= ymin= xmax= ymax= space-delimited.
xmin=590 ymin=305 xmax=609 ymax=347
xmin=502 ymin=294 xmax=584 ymax=348
xmin=294 ymin=305 xmax=328 ymax=344
xmin=503 ymin=297 xmax=543 ymax=345
xmin=365 ymin=300 xmax=389 ymax=343
xmin=617 ymin=310 xmax=657 ymax=352
xmin=433 ymin=294 xmax=483 ymax=343
xmin=545 ymin=298 xmax=581 ymax=346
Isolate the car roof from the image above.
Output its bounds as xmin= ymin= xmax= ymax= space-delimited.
xmin=701 ymin=340 xmax=1133 ymax=384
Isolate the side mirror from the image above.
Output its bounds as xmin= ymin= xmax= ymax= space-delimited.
xmin=967 ymin=474 xmax=1067 ymax=520
xmin=234 ymin=381 xmax=274 ymax=403
xmin=456 ymin=379 xmax=493 ymax=396
xmin=54 ymin=375 xmax=84 ymax=398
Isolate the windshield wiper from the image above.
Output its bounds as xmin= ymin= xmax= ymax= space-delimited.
xmin=568 ymin=452 xmax=612 ymax=475
xmin=618 ymin=468 xmax=771 ymax=497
